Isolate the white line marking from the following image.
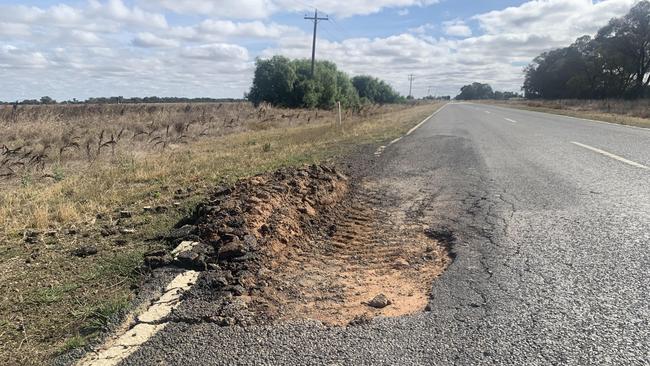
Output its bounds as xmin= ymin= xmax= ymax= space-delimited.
xmin=405 ymin=103 xmax=449 ymax=136
xmin=504 ymin=118 xmax=517 ymax=124
xmin=375 ymin=103 xmax=449 ymax=157
xmin=484 ymin=111 xmax=491 ymax=114
xmin=471 ymin=102 xmax=649 ymax=131
xmin=571 ymin=142 xmax=649 ymax=170
xmin=78 ymin=270 xmax=200 ymax=366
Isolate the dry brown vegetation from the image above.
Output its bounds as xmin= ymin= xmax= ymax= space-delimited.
xmin=0 ymin=102 xmax=409 ymax=181
xmin=488 ymin=99 xmax=650 ymax=128
xmin=0 ymin=101 xmax=443 ymax=365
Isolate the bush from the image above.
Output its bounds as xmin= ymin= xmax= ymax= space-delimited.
xmin=248 ymin=57 xmax=401 ymax=109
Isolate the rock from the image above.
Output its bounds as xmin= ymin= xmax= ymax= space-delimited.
xmin=114 ymin=239 xmax=128 ymax=246
xmin=45 ymin=230 xmax=58 ymax=237
xmin=24 ymin=229 xmax=41 ymax=244
xmin=214 ymin=186 xmax=232 ymax=197
xmin=348 ymin=313 xmax=373 ymax=326
xmin=367 ymin=293 xmax=392 ymax=309
xmin=218 ymin=238 xmax=247 ymax=260
xmin=145 ymin=255 xmax=172 ymax=268
xmin=24 ymin=229 xmax=40 ymax=238
xmin=298 ymin=203 xmax=316 ymax=216
xmin=119 ymin=210 xmax=133 ymax=218
xmin=243 ymin=234 xmax=257 ymax=247
xmin=393 ymin=258 xmax=410 ymax=268
xmin=231 ymin=285 xmax=247 ymax=296
xmin=167 ymin=225 xmax=197 ymax=240
xmin=72 ymin=246 xmax=98 ymax=257
xmin=100 ymin=226 xmax=117 ymax=237
xmin=175 ymin=250 xmax=206 ymax=270
xmin=67 ymin=226 xmax=78 ymax=235
xmin=144 ymin=250 xmax=172 ymax=268
xmin=143 ymin=206 xmax=153 ymax=212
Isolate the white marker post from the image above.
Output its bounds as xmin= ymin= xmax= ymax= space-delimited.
xmin=337 ymin=101 xmax=342 ymax=129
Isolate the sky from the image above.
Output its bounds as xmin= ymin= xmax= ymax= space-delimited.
xmin=0 ymin=0 xmax=640 ymax=101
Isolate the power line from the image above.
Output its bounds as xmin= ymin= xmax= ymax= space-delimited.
xmin=305 ymin=9 xmax=329 ymax=77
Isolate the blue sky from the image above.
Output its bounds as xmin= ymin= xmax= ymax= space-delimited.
xmin=0 ymin=0 xmax=639 ymax=100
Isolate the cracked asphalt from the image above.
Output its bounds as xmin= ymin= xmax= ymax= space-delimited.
xmin=122 ymin=103 xmax=649 ymax=365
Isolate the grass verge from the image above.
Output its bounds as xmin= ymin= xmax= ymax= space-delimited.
xmin=0 ymin=102 xmax=443 ymax=365
xmin=483 ymin=100 xmax=650 ymax=128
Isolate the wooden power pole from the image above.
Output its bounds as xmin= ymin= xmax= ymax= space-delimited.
xmin=305 ymin=9 xmax=328 ymax=77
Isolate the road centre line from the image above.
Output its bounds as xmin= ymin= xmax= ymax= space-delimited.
xmin=504 ymin=118 xmax=518 ymax=123
xmin=571 ymin=142 xmax=649 ymax=170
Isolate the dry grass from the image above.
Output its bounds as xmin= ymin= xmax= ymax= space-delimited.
xmin=0 ymin=102 xmax=412 ymax=181
xmin=0 ymin=102 xmax=443 ymax=365
xmin=486 ymin=99 xmax=650 ymax=128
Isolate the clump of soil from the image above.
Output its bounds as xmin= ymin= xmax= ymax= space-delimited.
xmin=152 ymin=164 xmax=450 ymax=326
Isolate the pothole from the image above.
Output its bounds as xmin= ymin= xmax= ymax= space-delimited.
xmin=146 ymin=164 xmax=452 ymax=327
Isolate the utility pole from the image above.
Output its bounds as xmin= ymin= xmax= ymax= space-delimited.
xmin=408 ymin=74 xmax=415 ymax=98
xmin=305 ymin=9 xmax=328 ymax=78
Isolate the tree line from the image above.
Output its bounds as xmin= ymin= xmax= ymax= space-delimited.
xmin=524 ymin=1 xmax=650 ymax=99
xmin=247 ymin=56 xmax=403 ymax=109
xmin=0 ymin=96 xmax=243 ymax=106
xmin=455 ymin=82 xmax=522 ymax=100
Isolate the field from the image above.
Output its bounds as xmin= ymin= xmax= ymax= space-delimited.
xmin=0 ymin=101 xmax=443 ymax=364
xmin=487 ymin=99 xmax=650 ymax=128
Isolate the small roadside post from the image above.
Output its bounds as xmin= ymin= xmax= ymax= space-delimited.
xmin=337 ymin=101 xmax=342 ymax=129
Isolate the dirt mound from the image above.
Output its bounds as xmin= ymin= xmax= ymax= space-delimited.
xmin=147 ymin=164 xmax=450 ymax=326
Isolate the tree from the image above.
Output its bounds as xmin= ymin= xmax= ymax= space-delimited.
xmin=597 ymin=1 xmax=650 ymax=98
xmin=248 ymin=56 xmax=297 ymax=107
xmin=247 ymin=57 xmax=395 ymax=109
xmin=40 ymin=96 xmax=56 ymax=104
xmin=523 ymin=1 xmax=650 ymax=99
xmin=456 ymin=82 xmax=494 ymax=100
xmin=351 ymin=75 xmax=400 ymax=104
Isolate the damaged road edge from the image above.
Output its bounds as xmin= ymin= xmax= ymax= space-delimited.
xmin=77 ymin=243 xmax=200 ymax=366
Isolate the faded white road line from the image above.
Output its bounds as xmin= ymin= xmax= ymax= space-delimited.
xmin=78 ymin=242 xmax=201 ymax=366
xmin=405 ymin=103 xmax=449 ymax=136
xmin=504 ymin=118 xmax=518 ymax=124
xmin=484 ymin=110 xmax=491 ymax=114
xmin=375 ymin=103 xmax=449 ymax=157
xmin=571 ymin=142 xmax=649 ymax=170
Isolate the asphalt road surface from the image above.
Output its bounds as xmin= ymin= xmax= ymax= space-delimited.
xmin=123 ymin=103 xmax=649 ymax=365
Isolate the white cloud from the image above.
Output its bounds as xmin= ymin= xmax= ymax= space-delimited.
xmin=0 ymin=0 xmax=640 ymax=101
xmin=181 ymin=43 xmax=250 ymax=61
xmin=0 ymin=22 xmax=30 ymax=37
xmin=398 ymin=9 xmax=410 ymax=16
xmin=443 ymin=20 xmax=472 ymax=37
xmin=0 ymin=45 xmax=48 ymax=68
xmin=140 ymin=0 xmax=440 ymax=18
xmin=474 ymin=0 xmax=636 ymax=42
xmin=197 ymin=20 xmax=298 ymax=39
xmin=408 ymin=23 xmax=435 ymax=34
xmin=88 ymin=0 xmax=168 ymax=29
xmin=133 ymin=32 xmax=179 ymax=48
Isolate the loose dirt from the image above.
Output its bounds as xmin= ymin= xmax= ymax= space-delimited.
xmin=148 ymin=164 xmax=451 ymax=326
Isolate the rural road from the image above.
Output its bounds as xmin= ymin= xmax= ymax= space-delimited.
xmin=122 ymin=103 xmax=649 ymax=365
